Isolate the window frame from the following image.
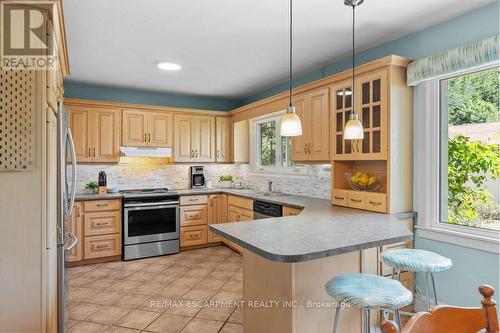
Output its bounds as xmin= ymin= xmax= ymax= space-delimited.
xmin=250 ymin=112 xmax=309 ymax=177
xmin=415 ymin=63 xmax=500 ymax=254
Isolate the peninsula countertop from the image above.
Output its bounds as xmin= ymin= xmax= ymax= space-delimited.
xmin=207 ymin=190 xmax=414 ymax=263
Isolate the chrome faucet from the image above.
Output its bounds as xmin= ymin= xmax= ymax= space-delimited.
xmin=266 ymin=178 xmax=273 ymax=192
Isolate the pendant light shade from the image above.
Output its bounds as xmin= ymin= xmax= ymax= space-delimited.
xmin=280 ymin=106 xmax=302 ymax=136
xmin=280 ymin=0 xmax=302 ymax=137
xmin=344 ymin=113 xmax=364 ymax=139
xmin=343 ymin=0 xmax=364 ymax=140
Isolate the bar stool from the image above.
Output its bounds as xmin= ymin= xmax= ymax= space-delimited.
xmin=381 ymin=249 xmax=452 ymax=310
xmin=325 ymin=273 xmax=413 ymax=333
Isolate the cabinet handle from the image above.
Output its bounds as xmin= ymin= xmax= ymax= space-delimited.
xmin=96 ymin=203 xmax=108 ymax=207
xmin=195 ymin=150 xmax=198 ymax=158
xmin=77 ymin=206 xmax=81 ymax=218
xmin=189 ymin=198 xmax=197 ymax=202
xmin=148 ymin=133 xmax=151 ymax=142
xmin=350 ymin=199 xmax=362 ymax=203
xmin=216 ymin=149 xmax=220 ymax=159
xmin=334 ymin=196 xmax=345 ymax=200
xmin=93 ymin=244 xmax=110 ymax=250
xmin=191 ymin=149 xmax=194 ymax=158
xmin=368 ymin=201 xmax=382 ymax=206
xmin=144 ymin=133 xmax=147 ymax=142
xmin=95 ymin=221 xmax=109 ymax=226
xmin=88 ymin=148 xmax=91 ymax=158
xmin=93 ymin=148 xmax=96 ymax=157
xmin=188 ymin=234 xmax=199 ymax=239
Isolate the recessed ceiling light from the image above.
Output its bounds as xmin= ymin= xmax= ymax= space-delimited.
xmin=157 ymin=62 xmax=181 ymax=71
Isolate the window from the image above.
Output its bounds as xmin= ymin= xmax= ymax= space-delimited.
xmin=253 ymin=114 xmax=302 ymax=172
xmin=439 ymin=68 xmax=499 ymax=232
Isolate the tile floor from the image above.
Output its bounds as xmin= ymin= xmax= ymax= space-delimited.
xmin=68 ymin=246 xmax=243 ymax=333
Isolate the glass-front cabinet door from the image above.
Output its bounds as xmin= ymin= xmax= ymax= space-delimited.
xmin=331 ymin=80 xmax=354 ymax=160
xmin=354 ymin=69 xmax=388 ymax=160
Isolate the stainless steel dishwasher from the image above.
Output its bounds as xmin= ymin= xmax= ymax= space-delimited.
xmin=253 ymin=200 xmax=283 ymax=219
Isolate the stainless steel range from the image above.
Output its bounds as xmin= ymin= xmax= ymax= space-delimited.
xmin=120 ymin=188 xmax=180 ymax=260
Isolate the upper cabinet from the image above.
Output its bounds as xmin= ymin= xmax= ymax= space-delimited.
xmin=331 ymin=69 xmax=388 ymax=160
xmin=68 ymin=105 xmax=121 ymax=163
xmin=216 ymin=117 xmax=231 ymax=162
xmin=291 ymin=87 xmax=330 ymax=162
xmin=174 ymin=115 xmax=216 ymax=162
xmin=122 ymin=109 xmax=173 ymax=147
xmin=233 ymin=120 xmax=249 ymax=163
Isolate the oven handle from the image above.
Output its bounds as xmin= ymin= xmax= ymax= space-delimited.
xmin=124 ymin=201 xmax=179 ymax=208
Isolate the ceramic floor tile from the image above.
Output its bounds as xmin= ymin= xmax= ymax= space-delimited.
xmin=132 ymin=282 xmax=165 ymax=296
xmin=69 ymin=302 xmax=103 ymax=320
xmin=142 ymin=263 xmax=168 ymax=273
xmin=170 ymin=277 xmax=204 ymax=288
xmin=86 ymin=305 xmax=130 ymax=325
xmin=180 ymin=318 xmax=224 ymax=333
xmin=104 ymin=326 xmax=141 ymax=333
xmin=166 ymin=299 xmax=203 ymax=317
xmin=220 ymin=322 xmax=244 ymax=333
xmin=106 ymin=269 xmax=137 ymax=280
xmin=195 ymin=305 xmax=235 ymax=322
xmin=138 ymin=295 xmax=176 ymax=313
xmin=211 ymin=291 xmax=242 ymax=302
xmin=227 ymin=306 xmax=243 ymax=324
xmin=108 ymin=280 xmax=142 ymax=293
xmin=111 ymin=294 xmax=150 ymax=309
xmin=115 ymin=309 xmax=161 ymax=330
xmin=157 ymin=285 xmax=190 ymax=298
xmin=195 ymin=278 xmax=227 ymax=291
xmin=69 ymin=321 xmax=110 ymax=333
xmin=126 ymin=271 xmax=157 ymax=282
xmin=85 ymin=290 xmax=125 ymax=306
xmin=144 ymin=313 xmax=191 ymax=333
xmin=182 ymin=288 xmax=217 ymax=302
xmin=221 ymin=280 xmax=243 ymax=293
xmin=84 ymin=277 xmax=118 ymax=290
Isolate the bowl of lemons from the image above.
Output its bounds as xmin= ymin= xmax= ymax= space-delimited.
xmin=345 ymin=171 xmax=383 ymax=192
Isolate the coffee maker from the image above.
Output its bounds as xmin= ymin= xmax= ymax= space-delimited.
xmin=189 ymin=166 xmax=205 ymax=188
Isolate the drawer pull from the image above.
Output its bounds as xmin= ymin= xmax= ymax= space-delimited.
xmin=95 ymin=221 xmax=110 ymax=226
xmin=93 ymin=244 xmax=110 ymax=250
xmin=187 ymin=213 xmax=201 ymax=219
xmin=188 ymin=234 xmax=199 ymax=239
xmin=334 ymin=196 xmax=345 ymax=200
xmin=368 ymin=201 xmax=382 ymax=206
xmin=189 ymin=198 xmax=198 ymax=202
xmin=350 ymin=199 xmax=362 ymax=203
xmin=96 ymin=204 xmax=108 ymax=207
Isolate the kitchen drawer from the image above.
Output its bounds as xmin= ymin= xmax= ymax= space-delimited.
xmin=180 ymin=195 xmax=208 ymax=206
xmin=347 ymin=191 xmax=365 ymax=209
xmin=283 ymin=206 xmax=302 ymax=216
xmin=84 ymin=211 xmax=121 ymax=236
xmin=365 ymin=192 xmax=387 ymax=213
xmin=180 ymin=205 xmax=207 ymax=227
xmin=331 ymin=189 xmax=348 ymax=207
xmin=84 ymin=234 xmax=121 ymax=260
xmin=228 ymin=205 xmax=254 ymax=222
xmin=84 ymin=199 xmax=121 ymax=212
xmin=180 ymin=225 xmax=207 ymax=247
xmin=227 ymin=195 xmax=253 ymax=211
xmin=379 ymin=241 xmax=413 ymax=276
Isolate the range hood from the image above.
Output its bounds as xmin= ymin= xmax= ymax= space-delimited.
xmin=120 ymin=146 xmax=172 ymax=158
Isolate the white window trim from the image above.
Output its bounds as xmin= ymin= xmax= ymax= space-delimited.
xmin=415 ymin=66 xmax=500 ymax=254
xmin=250 ymin=112 xmax=310 ymax=177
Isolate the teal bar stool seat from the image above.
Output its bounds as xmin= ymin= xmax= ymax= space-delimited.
xmin=325 ymin=273 xmax=413 ymax=333
xmin=381 ymin=249 xmax=452 ymax=310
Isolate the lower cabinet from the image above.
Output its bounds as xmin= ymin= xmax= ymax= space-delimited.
xmin=332 ymin=189 xmax=388 ymax=213
xmin=208 ymin=194 xmax=227 ymax=243
xmin=180 ymin=195 xmax=209 ymax=248
xmin=225 ymin=195 xmax=254 ymax=253
xmin=283 ymin=206 xmax=303 ymax=216
xmin=69 ymin=199 xmax=122 ymax=265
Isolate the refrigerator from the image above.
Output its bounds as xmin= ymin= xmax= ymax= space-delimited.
xmin=57 ymin=103 xmax=77 ymax=333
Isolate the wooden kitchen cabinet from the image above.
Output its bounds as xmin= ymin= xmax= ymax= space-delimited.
xmin=68 ymin=105 xmax=121 ymax=163
xmin=331 ymin=70 xmax=388 ymax=160
xmin=68 ymin=202 xmax=83 ymax=262
xmin=216 ymin=117 xmax=231 ymax=162
xmin=292 ymin=87 xmax=330 ymax=162
xmin=180 ymin=195 xmax=209 ymax=248
xmin=174 ymin=114 xmax=216 ymax=162
xmin=122 ymin=109 xmax=173 ymax=147
xmin=283 ymin=206 xmax=302 ymax=216
xmin=208 ymin=194 xmax=227 ymax=243
xmin=180 ymin=205 xmax=208 ymax=227
xmin=233 ymin=120 xmax=249 ymax=163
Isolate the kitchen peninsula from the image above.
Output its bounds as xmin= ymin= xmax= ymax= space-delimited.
xmin=209 ymin=193 xmax=413 ymax=333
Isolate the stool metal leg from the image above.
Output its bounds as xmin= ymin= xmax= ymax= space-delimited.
xmin=363 ymin=308 xmax=370 ymax=333
xmin=332 ymin=306 xmax=341 ymax=333
xmin=431 ymin=273 xmax=438 ymax=306
xmin=425 ymin=272 xmax=431 ymax=310
xmin=394 ymin=309 xmax=402 ymax=330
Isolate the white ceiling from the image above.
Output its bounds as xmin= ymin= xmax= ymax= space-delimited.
xmin=63 ymin=0 xmax=489 ymax=99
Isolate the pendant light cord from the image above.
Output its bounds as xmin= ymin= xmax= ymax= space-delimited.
xmin=351 ymin=4 xmax=355 ymax=116
xmin=289 ymin=0 xmax=293 ymax=108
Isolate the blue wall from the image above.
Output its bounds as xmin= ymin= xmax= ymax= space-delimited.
xmin=240 ymin=1 xmax=500 ymax=106
xmin=64 ymin=81 xmax=240 ymax=111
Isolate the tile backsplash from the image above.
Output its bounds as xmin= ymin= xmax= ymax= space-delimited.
xmin=76 ymin=158 xmax=331 ymax=199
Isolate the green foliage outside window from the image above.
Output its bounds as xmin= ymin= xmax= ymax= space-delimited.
xmin=259 ymin=121 xmax=276 ymax=166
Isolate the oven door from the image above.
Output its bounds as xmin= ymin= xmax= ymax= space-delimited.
xmin=124 ymin=204 xmax=179 ymax=245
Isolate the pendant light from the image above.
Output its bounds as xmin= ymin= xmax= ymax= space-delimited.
xmin=280 ymin=0 xmax=302 ymax=137
xmin=343 ymin=0 xmax=364 ymax=140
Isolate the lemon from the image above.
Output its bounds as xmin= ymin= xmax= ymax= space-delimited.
xmin=359 ymin=176 xmax=369 ymax=186
xmin=368 ymin=176 xmax=376 ymax=185
xmin=351 ymin=175 xmax=359 ymax=184
xmin=355 ymin=171 xmax=363 ymax=177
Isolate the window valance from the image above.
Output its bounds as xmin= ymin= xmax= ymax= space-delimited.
xmin=407 ymin=34 xmax=499 ymax=86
